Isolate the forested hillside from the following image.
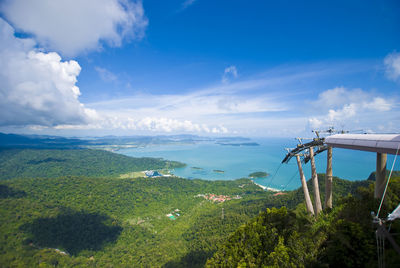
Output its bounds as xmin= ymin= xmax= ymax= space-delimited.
xmin=0 ymin=148 xmax=184 ymax=180
xmin=0 ymin=148 xmax=386 ymax=267
xmin=0 ymin=174 xmax=374 ymax=267
xmin=206 ymin=176 xmax=400 ymax=267
xmin=0 ymin=175 xmax=270 ymax=267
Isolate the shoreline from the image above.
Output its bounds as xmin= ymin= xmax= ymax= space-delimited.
xmin=168 ymin=170 xmax=283 ymax=192
xmin=252 ymin=180 xmax=281 ymax=192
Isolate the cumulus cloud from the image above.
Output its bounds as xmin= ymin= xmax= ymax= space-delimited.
xmin=308 ymin=87 xmax=394 ymax=130
xmin=312 ymin=87 xmax=362 ymax=109
xmin=0 ymin=18 xmax=96 ymax=126
xmin=307 ymin=117 xmax=323 ymax=129
xmin=384 ymin=52 xmax=400 ymax=81
xmin=0 ymin=0 xmax=148 ymax=56
xmin=0 ymin=17 xmax=230 ymax=135
xmin=222 ymin=65 xmax=238 ymax=83
xmin=326 ymin=103 xmax=357 ymax=122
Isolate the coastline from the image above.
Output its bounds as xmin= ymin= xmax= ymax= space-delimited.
xmin=252 ymin=180 xmax=281 ymax=192
xmin=118 ymin=140 xmax=388 ymax=191
xmin=116 ymin=141 xmax=306 ymax=191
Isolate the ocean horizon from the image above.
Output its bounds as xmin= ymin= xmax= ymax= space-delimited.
xmin=118 ymin=138 xmax=399 ymax=190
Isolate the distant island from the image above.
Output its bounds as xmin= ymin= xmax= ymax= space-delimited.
xmin=248 ymin=171 xmax=269 ymax=178
xmin=0 ymin=132 xmax=262 ymax=151
xmin=213 ymin=169 xmax=225 ymax=173
xmin=217 ymin=142 xmax=260 ymax=146
xmin=191 ymin=167 xmax=204 ymax=170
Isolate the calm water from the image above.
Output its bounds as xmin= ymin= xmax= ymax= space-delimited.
xmin=118 ymin=138 xmax=399 ymax=190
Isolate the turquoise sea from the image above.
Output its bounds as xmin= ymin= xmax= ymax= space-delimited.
xmin=118 ymin=138 xmax=399 ymax=190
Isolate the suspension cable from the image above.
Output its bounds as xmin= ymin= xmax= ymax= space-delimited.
xmin=282 ymin=169 xmax=299 ymax=191
xmin=377 ymin=145 xmax=400 ymax=218
xmin=376 ymin=227 xmax=385 ymax=268
xmin=267 ymin=163 xmax=282 ymax=189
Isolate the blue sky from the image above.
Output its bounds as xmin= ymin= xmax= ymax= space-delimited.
xmin=0 ymin=0 xmax=399 ymax=137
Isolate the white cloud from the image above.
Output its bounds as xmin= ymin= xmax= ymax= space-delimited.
xmin=363 ymin=97 xmax=392 ymax=112
xmin=312 ymin=87 xmax=393 ymax=112
xmin=67 ymin=74 xmax=290 ymax=135
xmin=86 ymin=90 xmax=285 ymax=119
xmin=95 ymin=67 xmax=118 ymax=82
xmin=55 ymin=116 xmax=228 ymax=134
xmin=0 ymin=18 xmax=96 ymax=126
xmin=326 ymin=96 xmax=394 ymax=121
xmin=222 ymin=65 xmax=238 ymax=83
xmin=327 ymin=103 xmax=357 ymax=122
xmin=308 ymin=117 xmax=323 ymax=129
xmin=0 ymin=0 xmax=148 ymax=56
xmin=307 ymin=87 xmax=395 ymax=131
xmin=312 ymin=87 xmax=366 ymax=109
xmin=1 ymin=32 xmax=397 ymax=138
xmin=68 ymin=90 xmax=284 ymax=134
xmin=59 ymin=63 xmax=369 ymax=136
xmin=384 ymin=52 xmax=400 ymax=81
xmin=0 ymin=16 xmax=234 ymax=135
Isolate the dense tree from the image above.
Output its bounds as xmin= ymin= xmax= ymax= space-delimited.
xmin=207 ymin=176 xmax=400 ymax=267
xmin=0 ymin=148 xmax=184 ymax=180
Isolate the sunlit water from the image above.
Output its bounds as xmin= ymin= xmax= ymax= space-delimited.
xmin=118 ymin=138 xmax=399 ymax=190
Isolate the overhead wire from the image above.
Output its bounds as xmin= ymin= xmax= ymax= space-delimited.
xmin=282 ymin=169 xmax=299 ymax=191
xmin=377 ymin=144 xmax=400 ymax=218
xmin=376 ymin=228 xmax=385 ymax=268
xmin=267 ymin=162 xmax=282 ymax=189
xmin=374 ymin=144 xmax=400 ymax=268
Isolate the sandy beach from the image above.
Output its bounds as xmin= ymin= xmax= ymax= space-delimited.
xmin=252 ymin=180 xmax=281 ymax=192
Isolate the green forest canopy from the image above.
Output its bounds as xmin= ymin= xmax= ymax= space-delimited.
xmin=0 ymin=175 xmax=375 ymax=266
xmin=0 ymin=148 xmax=184 ymax=180
xmin=207 ymin=175 xmax=400 ymax=267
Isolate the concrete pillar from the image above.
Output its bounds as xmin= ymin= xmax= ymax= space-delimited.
xmin=325 ymin=147 xmax=333 ymax=209
xmin=309 ymin=147 xmax=322 ymax=214
xmin=296 ymin=155 xmax=315 ymax=215
xmin=375 ymin=153 xmax=387 ymax=199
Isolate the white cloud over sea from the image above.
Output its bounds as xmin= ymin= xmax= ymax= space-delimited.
xmin=307 ymin=87 xmax=396 ymax=131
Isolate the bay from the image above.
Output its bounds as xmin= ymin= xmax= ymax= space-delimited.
xmin=118 ymin=138 xmax=399 ymax=190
